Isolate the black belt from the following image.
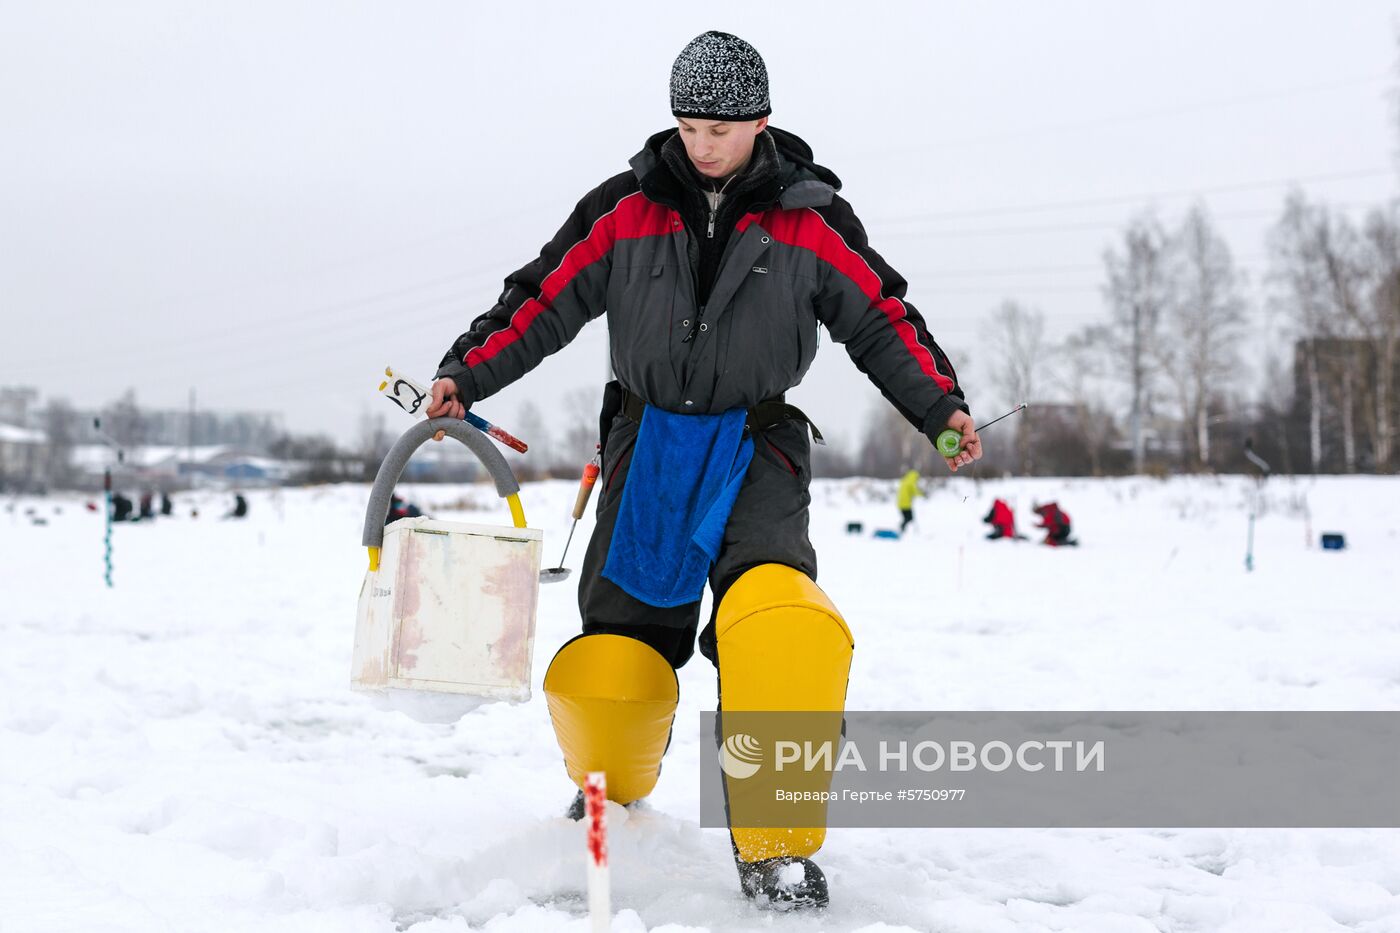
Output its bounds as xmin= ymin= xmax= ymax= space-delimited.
xmin=620 ymin=387 xmax=824 ymax=445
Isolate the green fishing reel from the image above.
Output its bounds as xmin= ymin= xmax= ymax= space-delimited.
xmin=935 ymin=428 xmax=962 ymax=458
xmin=934 ymin=404 xmax=1026 ymax=460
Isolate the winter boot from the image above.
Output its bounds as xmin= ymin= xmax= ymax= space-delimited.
xmin=736 ymin=853 xmax=830 ymax=910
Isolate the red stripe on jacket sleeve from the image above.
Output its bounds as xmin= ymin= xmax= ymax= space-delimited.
xmin=465 ymin=193 xmax=671 ymax=367
xmin=746 ymin=209 xmax=955 ymax=393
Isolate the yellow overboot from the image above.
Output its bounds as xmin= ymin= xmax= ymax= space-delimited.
xmin=714 ymin=563 xmax=853 ymax=909
xmin=543 ymin=633 xmax=679 ymax=811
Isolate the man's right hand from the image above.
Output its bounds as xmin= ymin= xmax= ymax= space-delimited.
xmin=425 ymin=378 xmax=466 ymax=441
xmin=940 ymin=409 xmax=982 ymax=472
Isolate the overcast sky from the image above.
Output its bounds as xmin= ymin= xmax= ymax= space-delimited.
xmin=3 ymin=1 xmax=1398 ymax=454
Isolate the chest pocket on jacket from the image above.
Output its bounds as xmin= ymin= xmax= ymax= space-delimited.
xmin=630 ymin=263 xmax=672 ymax=312
xmin=609 ymin=262 xmax=677 ymax=364
xmin=620 ymin=262 xmax=665 ymax=287
xmin=732 ymin=264 xmax=820 ymax=374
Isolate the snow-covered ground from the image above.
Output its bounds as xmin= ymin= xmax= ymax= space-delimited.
xmin=3 ymin=474 xmax=1399 ymax=932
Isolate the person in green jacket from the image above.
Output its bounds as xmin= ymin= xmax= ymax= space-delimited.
xmin=897 ymin=468 xmax=924 ymax=534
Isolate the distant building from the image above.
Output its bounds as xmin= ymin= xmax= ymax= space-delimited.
xmin=400 ymin=440 xmax=485 ymax=482
xmin=0 ymin=423 xmax=48 ymax=491
xmin=70 ymin=443 xmax=294 ymax=487
xmin=0 ymin=387 xmax=38 ymax=426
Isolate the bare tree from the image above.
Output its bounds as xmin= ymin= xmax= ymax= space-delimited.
xmin=1267 ymin=192 xmax=1366 ymax=472
xmin=1358 ymin=205 xmax=1400 ymax=471
xmin=1102 ymin=212 xmax=1173 ymax=473
xmin=356 ymin=409 xmax=390 ymax=480
xmin=1268 ymin=193 xmax=1329 ymax=471
xmin=1257 ymin=349 xmax=1297 ymax=475
xmin=513 ymin=400 xmax=551 ymax=481
xmin=856 ymin=401 xmax=933 ymax=477
xmin=1165 ymin=204 xmax=1248 ymax=468
xmin=1318 ymin=217 xmax=1368 ymax=473
xmin=552 ymin=386 xmax=604 ymax=474
xmin=101 ymin=389 xmax=149 ymax=453
xmin=1060 ymin=326 xmax=1118 ymax=476
xmin=979 ymin=301 xmax=1047 ymax=473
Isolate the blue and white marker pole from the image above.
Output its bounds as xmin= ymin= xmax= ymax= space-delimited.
xmin=92 ymin=418 xmax=124 ymax=588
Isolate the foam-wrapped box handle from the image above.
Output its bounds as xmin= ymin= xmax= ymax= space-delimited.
xmin=362 ymin=417 xmax=521 ymax=549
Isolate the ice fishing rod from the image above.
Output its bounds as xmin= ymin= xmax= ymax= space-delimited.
xmin=934 ymin=403 xmax=1028 ymax=457
xmin=378 ymin=366 xmax=527 ymax=453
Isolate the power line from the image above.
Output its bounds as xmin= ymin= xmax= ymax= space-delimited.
xmin=854 ymin=72 xmax=1391 ymax=160
xmin=905 ymin=255 xmax=1270 ymax=279
xmin=15 ymin=160 xmax=1392 ymax=386
xmin=93 ymin=274 xmax=483 ymax=361
xmin=874 ymin=201 xmax=1378 ymax=241
xmin=918 ymin=284 xmax=1104 ymax=296
xmin=5 ymin=257 xmax=520 ymax=380
xmin=10 ymin=275 xmax=615 ymax=390
xmin=869 ymin=167 xmax=1394 ymax=224
xmin=162 ymin=319 xmax=615 ymax=410
xmin=125 ymin=197 xmax=564 ymax=317
xmin=8 ymin=279 xmax=488 ymax=379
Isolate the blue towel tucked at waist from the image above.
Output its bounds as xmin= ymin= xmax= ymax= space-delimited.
xmin=602 ymin=405 xmax=754 ymax=608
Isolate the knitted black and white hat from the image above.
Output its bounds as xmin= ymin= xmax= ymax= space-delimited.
xmin=670 ymin=31 xmax=771 ymax=122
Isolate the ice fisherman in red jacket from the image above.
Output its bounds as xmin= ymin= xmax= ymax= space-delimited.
xmin=983 ymin=498 xmax=1017 ymax=540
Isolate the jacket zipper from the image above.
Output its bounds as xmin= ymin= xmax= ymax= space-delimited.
xmin=683 ymin=304 xmax=706 ymax=343
xmin=693 ymin=179 xmax=731 ymax=339
xmin=766 ymin=439 xmax=798 ymax=476
xmin=706 ymin=175 xmax=735 ymax=240
xmin=688 ymin=179 xmax=750 ymax=342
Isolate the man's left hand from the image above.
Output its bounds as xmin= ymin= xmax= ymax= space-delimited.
xmin=941 ymin=409 xmax=982 ymax=472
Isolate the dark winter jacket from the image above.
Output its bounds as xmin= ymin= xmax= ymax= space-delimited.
xmin=435 ymin=127 xmax=967 ymax=441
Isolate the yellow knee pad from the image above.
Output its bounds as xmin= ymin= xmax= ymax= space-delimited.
xmin=543 ymin=633 xmax=678 ymax=805
xmin=716 ymin=564 xmax=854 ymax=863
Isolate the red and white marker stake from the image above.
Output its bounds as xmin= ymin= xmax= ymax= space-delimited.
xmin=584 ymin=771 xmax=610 ymax=932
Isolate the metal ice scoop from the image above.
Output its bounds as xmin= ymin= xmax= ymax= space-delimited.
xmin=540 ymin=456 xmax=601 ymax=584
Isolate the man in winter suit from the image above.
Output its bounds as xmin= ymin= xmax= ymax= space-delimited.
xmin=426 ymin=31 xmax=980 ymax=909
